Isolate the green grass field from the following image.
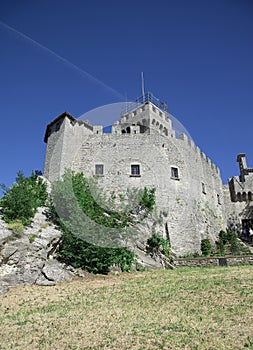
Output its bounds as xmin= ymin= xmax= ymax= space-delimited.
xmin=0 ymin=266 xmax=252 ymax=349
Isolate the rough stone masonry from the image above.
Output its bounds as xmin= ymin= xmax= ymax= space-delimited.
xmin=43 ymin=93 xmax=253 ymax=256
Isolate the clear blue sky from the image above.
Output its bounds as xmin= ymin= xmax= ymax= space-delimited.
xmin=0 ymin=0 xmax=253 ymax=190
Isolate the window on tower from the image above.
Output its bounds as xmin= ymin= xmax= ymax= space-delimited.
xmin=95 ymin=164 xmax=104 ymax=176
xmin=131 ymin=164 xmax=140 ymax=177
xmin=171 ymin=167 xmax=179 ymax=180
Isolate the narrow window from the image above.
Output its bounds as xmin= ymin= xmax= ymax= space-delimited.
xmin=202 ymin=182 xmax=206 ymax=194
xmin=237 ymin=192 xmax=242 ymax=202
xmin=95 ymin=164 xmax=104 ymax=176
xmin=217 ymin=194 xmax=221 ymax=205
xmin=171 ymin=167 xmax=179 ymax=180
xmin=131 ymin=164 xmax=140 ymax=176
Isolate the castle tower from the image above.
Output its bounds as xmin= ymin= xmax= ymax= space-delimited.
xmin=112 ymin=92 xmax=174 ymax=137
xmin=237 ymin=153 xmax=248 ymax=182
xmin=43 ymin=92 xmax=226 ymax=256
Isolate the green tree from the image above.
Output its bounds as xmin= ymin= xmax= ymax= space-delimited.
xmin=201 ymin=238 xmax=212 ymax=256
xmin=216 ymin=229 xmax=240 ymax=256
xmin=0 ymin=171 xmax=47 ymax=226
xmin=227 ymin=229 xmax=240 ymax=255
xmin=49 ymin=170 xmax=156 ymax=274
xmin=217 ymin=230 xmax=227 ymax=255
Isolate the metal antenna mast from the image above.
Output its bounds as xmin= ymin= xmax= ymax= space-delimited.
xmin=141 ymin=72 xmax=145 ymax=102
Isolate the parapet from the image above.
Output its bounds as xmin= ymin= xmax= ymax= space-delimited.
xmin=93 ymin=125 xmax=103 ymax=135
xmin=178 ymin=132 xmax=220 ymax=175
xmin=44 ymin=111 xmax=104 ymax=143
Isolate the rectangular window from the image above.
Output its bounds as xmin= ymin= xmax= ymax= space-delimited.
xmin=171 ymin=167 xmax=179 ymax=180
xmin=131 ymin=164 xmax=140 ymax=176
xmin=202 ymin=182 xmax=206 ymax=194
xmin=217 ymin=194 xmax=221 ymax=205
xmin=95 ymin=164 xmax=104 ymax=176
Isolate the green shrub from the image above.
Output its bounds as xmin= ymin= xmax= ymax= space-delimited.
xmin=6 ymin=220 xmax=24 ymax=238
xmin=201 ymin=238 xmax=211 ymax=256
xmin=29 ymin=234 xmax=37 ymax=244
xmin=139 ymin=187 xmax=156 ymax=212
xmin=1 ymin=171 xmax=47 ymax=226
xmin=49 ymin=170 xmax=155 ymax=231
xmin=49 ymin=170 xmax=155 ymax=274
xmin=58 ymin=229 xmax=134 ymax=274
xmin=146 ymin=233 xmax=170 ymax=257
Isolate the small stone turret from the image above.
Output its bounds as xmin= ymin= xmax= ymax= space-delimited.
xmin=228 ymin=154 xmax=253 ymax=202
xmin=118 ymin=92 xmax=173 ymax=137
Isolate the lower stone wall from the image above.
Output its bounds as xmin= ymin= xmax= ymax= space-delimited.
xmin=174 ymin=255 xmax=253 ymax=268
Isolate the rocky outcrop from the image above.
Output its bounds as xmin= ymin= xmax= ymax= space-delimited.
xmin=0 ymin=208 xmax=73 ymax=295
xmin=0 ymin=207 xmax=174 ymax=296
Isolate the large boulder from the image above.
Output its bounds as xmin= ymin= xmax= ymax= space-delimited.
xmin=0 ymin=208 xmax=73 ymax=294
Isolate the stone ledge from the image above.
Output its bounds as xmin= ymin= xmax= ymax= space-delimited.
xmin=174 ymin=255 xmax=253 ymax=267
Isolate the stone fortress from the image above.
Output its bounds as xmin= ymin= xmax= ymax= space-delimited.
xmin=43 ymin=92 xmax=253 ymax=256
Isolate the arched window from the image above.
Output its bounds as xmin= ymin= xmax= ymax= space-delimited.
xmin=126 ymin=126 xmax=131 ymax=134
xmin=237 ymin=192 xmax=242 ymax=202
xmin=152 ymin=119 xmax=156 ymax=125
xmin=122 ymin=129 xmax=126 ymax=134
xmin=242 ymin=192 xmax=247 ymax=201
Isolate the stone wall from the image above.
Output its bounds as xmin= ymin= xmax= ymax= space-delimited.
xmin=223 ymin=184 xmax=253 ymax=232
xmin=174 ymin=255 xmax=253 ymax=267
xmin=44 ymin=105 xmax=227 ymax=256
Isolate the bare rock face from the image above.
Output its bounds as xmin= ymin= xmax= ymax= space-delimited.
xmin=0 ymin=208 xmax=73 ymax=295
xmin=0 ymin=207 xmax=174 ymax=296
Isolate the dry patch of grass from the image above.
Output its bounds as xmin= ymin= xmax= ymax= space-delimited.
xmin=0 ymin=266 xmax=253 ymax=349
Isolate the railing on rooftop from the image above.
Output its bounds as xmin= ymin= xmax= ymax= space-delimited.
xmin=121 ymin=92 xmax=168 ymax=115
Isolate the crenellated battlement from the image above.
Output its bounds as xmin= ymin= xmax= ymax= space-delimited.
xmin=120 ymin=100 xmax=172 ymax=137
xmin=178 ymin=132 xmax=220 ymax=175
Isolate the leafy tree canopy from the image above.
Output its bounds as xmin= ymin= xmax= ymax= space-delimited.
xmin=0 ymin=171 xmax=47 ymax=226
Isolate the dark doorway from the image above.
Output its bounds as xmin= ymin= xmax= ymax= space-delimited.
xmin=242 ymin=219 xmax=253 ymax=229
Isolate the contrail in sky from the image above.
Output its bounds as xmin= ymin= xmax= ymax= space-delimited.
xmin=0 ymin=19 xmax=124 ymax=100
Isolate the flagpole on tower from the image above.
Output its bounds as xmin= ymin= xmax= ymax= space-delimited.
xmin=141 ymin=72 xmax=145 ymax=103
